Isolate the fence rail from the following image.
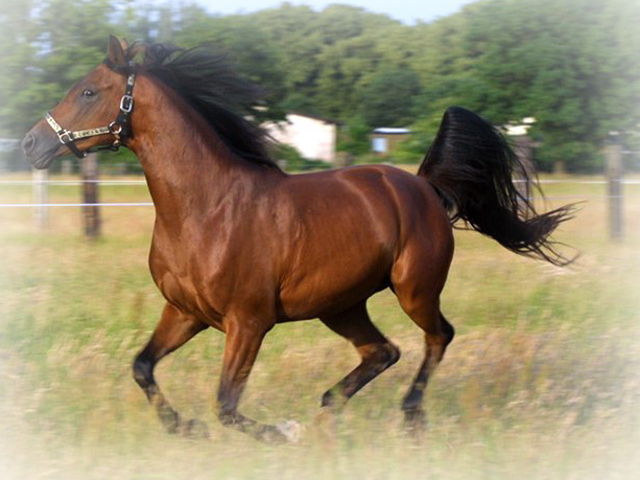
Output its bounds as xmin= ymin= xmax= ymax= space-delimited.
xmin=0 ymin=179 xmax=147 ymax=185
xmin=0 ymin=202 xmax=153 ymax=208
xmin=1 ymin=174 xmax=637 ymax=240
xmin=2 ymin=179 xmax=640 ymax=186
xmin=2 ymin=178 xmax=638 ymax=208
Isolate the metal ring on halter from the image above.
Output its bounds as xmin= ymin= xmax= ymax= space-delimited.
xmin=109 ymin=122 xmax=123 ymax=135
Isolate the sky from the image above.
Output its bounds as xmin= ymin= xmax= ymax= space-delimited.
xmin=187 ymin=0 xmax=479 ymax=24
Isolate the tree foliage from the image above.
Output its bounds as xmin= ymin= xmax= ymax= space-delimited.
xmin=1 ymin=0 xmax=638 ymax=172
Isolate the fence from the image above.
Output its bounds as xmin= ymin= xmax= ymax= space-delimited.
xmin=1 ymin=171 xmax=638 ymax=240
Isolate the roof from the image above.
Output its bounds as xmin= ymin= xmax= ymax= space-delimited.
xmin=371 ymin=128 xmax=412 ymax=135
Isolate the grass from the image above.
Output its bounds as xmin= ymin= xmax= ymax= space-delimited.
xmin=0 ymin=170 xmax=639 ymax=479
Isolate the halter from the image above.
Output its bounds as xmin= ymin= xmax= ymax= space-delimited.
xmin=44 ymin=68 xmax=136 ymax=159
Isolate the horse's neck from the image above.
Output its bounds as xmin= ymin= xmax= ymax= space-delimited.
xmin=127 ymin=75 xmax=275 ymax=225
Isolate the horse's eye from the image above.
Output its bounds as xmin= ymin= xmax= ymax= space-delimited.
xmin=82 ymin=89 xmax=96 ymax=97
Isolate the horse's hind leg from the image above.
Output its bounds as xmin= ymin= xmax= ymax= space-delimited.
xmin=133 ymin=302 xmax=208 ymax=438
xmin=319 ymin=301 xmax=400 ymax=411
xmin=401 ymin=310 xmax=454 ymax=430
xmin=392 ymin=247 xmax=454 ymax=431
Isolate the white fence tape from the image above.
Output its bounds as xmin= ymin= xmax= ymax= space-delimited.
xmin=0 ymin=179 xmax=639 ymax=186
xmin=0 ymin=178 xmax=638 ymax=208
xmin=0 ymin=202 xmax=153 ymax=208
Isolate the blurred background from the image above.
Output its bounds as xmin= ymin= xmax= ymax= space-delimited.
xmin=0 ymin=1 xmax=639 ymax=479
xmin=1 ymin=0 xmax=639 ymax=172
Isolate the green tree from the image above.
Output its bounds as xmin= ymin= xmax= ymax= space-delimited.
xmin=1 ymin=0 xmax=637 ymax=173
xmin=0 ymin=0 xmax=121 ymax=136
xmin=463 ymin=0 xmax=640 ymax=171
xmin=174 ymin=13 xmax=288 ymax=121
xmin=337 ymin=115 xmax=371 ymax=156
xmin=0 ymin=0 xmax=39 ymax=137
xmin=314 ymin=35 xmax=380 ymax=119
xmin=359 ymin=68 xmax=420 ymax=127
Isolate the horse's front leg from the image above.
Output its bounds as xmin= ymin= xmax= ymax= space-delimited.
xmin=217 ymin=316 xmax=300 ymax=443
xmin=133 ymin=303 xmax=209 ymax=438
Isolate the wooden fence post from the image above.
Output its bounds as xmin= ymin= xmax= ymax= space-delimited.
xmin=606 ymin=135 xmax=623 ymax=241
xmin=32 ymin=167 xmax=49 ymax=230
xmin=81 ymin=153 xmax=101 ymax=238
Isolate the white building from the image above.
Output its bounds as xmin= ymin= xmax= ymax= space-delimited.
xmin=264 ymin=113 xmax=337 ymax=164
xmin=370 ymin=128 xmax=412 ymax=155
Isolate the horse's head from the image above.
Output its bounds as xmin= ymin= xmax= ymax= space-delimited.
xmin=22 ymin=36 xmax=137 ymax=169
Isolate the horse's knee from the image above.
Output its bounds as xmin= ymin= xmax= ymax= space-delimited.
xmin=362 ymin=341 xmax=401 ymax=369
xmin=441 ymin=315 xmax=455 ymax=347
xmin=381 ymin=342 xmax=401 ymax=366
xmin=133 ymin=350 xmax=154 ymax=389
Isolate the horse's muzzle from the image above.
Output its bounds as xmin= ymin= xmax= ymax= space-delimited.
xmin=22 ymin=126 xmax=59 ymax=169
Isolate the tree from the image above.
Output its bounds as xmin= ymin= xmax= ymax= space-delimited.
xmin=1 ymin=0 xmax=638 ymax=173
xmin=0 ymin=0 xmax=120 ymax=136
xmin=462 ymin=0 xmax=640 ymax=171
xmin=359 ymin=68 xmax=420 ymax=127
xmin=337 ymin=115 xmax=371 ymax=156
xmin=174 ymin=13 xmax=288 ymax=121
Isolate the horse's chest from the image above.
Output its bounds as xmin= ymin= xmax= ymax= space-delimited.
xmin=148 ymin=245 xmax=227 ymax=326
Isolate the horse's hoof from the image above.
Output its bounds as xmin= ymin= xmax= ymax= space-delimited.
xmin=403 ymin=409 xmax=427 ymax=437
xmin=275 ymin=420 xmax=303 ymax=444
xmin=314 ymin=407 xmax=339 ymax=432
xmin=180 ymin=418 xmax=210 ymax=439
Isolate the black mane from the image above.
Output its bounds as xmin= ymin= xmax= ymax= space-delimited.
xmin=116 ymin=43 xmax=281 ymax=171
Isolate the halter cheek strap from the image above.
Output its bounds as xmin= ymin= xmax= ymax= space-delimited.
xmin=44 ymin=70 xmax=136 ymax=159
xmin=116 ymin=71 xmax=135 ymax=138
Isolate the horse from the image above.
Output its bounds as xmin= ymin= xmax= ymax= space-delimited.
xmin=22 ymin=36 xmax=574 ymax=443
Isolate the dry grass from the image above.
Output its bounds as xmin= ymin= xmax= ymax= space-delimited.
xmin=0 ymin=172 xmax=639 ymax=479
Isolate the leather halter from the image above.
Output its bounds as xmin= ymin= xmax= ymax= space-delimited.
xmin=44 ymin=69 xmax=136 ymax=159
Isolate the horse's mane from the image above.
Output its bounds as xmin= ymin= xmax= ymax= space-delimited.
xmin=114 ymin=43 xmax=281 ymax=171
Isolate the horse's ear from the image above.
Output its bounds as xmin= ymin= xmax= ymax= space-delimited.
xmin=107 ymin=35 xmax=127 ymax=66
xmin=127 ymin=43 xmax=147 ymax=63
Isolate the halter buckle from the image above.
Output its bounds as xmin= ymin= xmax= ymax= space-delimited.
xmin=120 ymin=94 xmax=133 ymax=113
xmin=58 ymin=130 xmax=75 ymax=145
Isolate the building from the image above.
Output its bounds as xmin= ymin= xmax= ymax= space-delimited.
xmin=264 ymin=113 xmax=337 ymax=164
xmin=369 ymin=128 xmax=412 ymax=155
xmin=503 ymin=117 xmax=537 ymax=174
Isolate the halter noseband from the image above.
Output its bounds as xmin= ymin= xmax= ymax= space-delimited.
xmin=44 ymin=68 xmax=136 ymax=159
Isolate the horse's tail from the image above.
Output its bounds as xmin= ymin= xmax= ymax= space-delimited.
xmin=418 ymin=106 xmax=575 ymax=266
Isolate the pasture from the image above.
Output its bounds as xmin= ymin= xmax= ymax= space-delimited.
xmin=0 ymin=170 xmax=639 ymax=479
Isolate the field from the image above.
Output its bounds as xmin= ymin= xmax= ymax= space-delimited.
xmin=0 ymin=170 xmax=639 ymax=479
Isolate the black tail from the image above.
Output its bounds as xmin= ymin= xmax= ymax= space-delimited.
xmin=419 ymin=107 xmax=575 ymax=266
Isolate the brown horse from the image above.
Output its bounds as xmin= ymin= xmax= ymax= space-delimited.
xmin=22 ymin=37 xmax=573 ymax=443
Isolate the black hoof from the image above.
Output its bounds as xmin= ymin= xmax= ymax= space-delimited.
xmin=403 ymin=409 xmax=427 ymax=436
xmin=179 ymin=418 xmax=210 ymax=439
xmin=255 ymin=421 xmax=302 ymax=444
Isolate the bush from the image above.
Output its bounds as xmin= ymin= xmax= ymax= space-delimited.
xmin=337 ymin=115 xmax=371 ymax=156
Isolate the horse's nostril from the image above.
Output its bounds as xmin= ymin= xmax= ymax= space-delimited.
xmin=21 ymin=133 xmax=36 ymax=154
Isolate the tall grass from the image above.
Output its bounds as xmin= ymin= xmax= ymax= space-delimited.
xmin=0 ymin=173 xmax=639 ymax=479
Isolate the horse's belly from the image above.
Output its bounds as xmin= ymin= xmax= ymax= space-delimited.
xmin=276 ymin=256 xmax=391 ymax=321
